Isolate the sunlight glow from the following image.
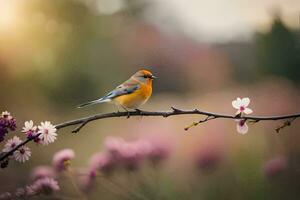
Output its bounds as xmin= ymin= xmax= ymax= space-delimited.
xmin=0 ymin=1 xmax=19 ymax=32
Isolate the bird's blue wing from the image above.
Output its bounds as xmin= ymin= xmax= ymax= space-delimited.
xmin=101 ymin=83 xmax=140 ymax=100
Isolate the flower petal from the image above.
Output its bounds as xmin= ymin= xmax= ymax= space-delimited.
xmin=232 ymin=100 xmax=241 ymax=109
xmin=244 ymin=108 xmax=253 ymax=114
xmin=237 ymin=122 xmax=248 ymax=134
xmin=241 ymin=98 xmax=250 ymax=107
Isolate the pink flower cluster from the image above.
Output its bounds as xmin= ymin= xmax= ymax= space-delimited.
xmin=104 ymin=136 xmax=171 ymax=170
xmin=0 ymin=116 xmax=57 ymax=166
xmin=52 ymin=148 xmax=75 ymax=172
xmin=82 ymin=136 xmax=171 ymax=190
xmin=263 ymin=156 xmax=287 ymax=178
xmin=0 ymin=111 xmax=16 ymax=142
xmin=195 ymin=147 xmax=223 ymax=170
xmin=0 ymin=148 xmax=75 ymax=199
xmin=30 ymin=166 xmax=56 ymax=181
xmin=0 ymin=177 xmax=59 ymax=199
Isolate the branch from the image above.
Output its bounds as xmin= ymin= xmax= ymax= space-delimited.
xmin=1 ymin=107 xmax=300 ymax=163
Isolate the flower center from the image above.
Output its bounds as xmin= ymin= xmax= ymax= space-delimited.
xmin=239 ymin=120 xmax=245 ymax=126
xmin=11 ymin=143 xmax=16 ymax=148
xmin=240 ymin=106 xmax=245 ymax=111
xmin=20 ymin=149 xmax=25 ymax=154
xmin=44 ymin=129 xmax=49 ymax=134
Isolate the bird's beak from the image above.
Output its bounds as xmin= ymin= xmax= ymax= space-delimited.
xmin=151 ymin=75 xmax=158 ymax=79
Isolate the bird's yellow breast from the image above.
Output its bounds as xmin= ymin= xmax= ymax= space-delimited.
xmin=113 ymin=82 xmax=152 ymax=109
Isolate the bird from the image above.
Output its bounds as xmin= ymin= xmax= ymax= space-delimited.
xmin=77 ymin=69 xmax=157 ymax=112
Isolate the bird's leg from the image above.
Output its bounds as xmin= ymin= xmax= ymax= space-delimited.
xmin=121 ymin=106 xmax=130 ymax=118
xmin=116 ymin=105 xmax=121 ymax=114
xmin=135 ymin=108 xmax=143 ymax=114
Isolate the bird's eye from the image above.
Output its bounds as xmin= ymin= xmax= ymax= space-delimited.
xmin=143 ymin=75 xmax=148 ymax=78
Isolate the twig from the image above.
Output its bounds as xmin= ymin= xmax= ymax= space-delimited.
xmin=184 ymin=116 xmax=217 ymax=131
xmin=72 ymin=120 xmax=89 ymax=133
xmin=1 ymin=107 xmax=299 ymax=163
xmin=275 ymin=117 xmax=297 ymax=133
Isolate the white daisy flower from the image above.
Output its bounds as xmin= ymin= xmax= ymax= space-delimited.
xmin=236 ymin=119 xmax=248 ymax=134
xmin=232 ymin=97 xmax=253 ymax=115
xmin=22 ymin=120 xmax=37 ymax=133
xmin=1 ymin=111 xmax=12 ymax=120
xmin=38 ymin=121 xmax=57 ymax=145
xmin=2 ymin=136 xmax=22 ymax=152
xmin=22 ymin=120 xmax=38 ymax=139
xmin=13 ymin=146 xmax=31 ymax=162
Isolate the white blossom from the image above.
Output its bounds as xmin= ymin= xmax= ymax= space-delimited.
xmin=22 ymin=120 xmax=37 ymax=133
xmin=232 ymin=97 xmax=253 ymax=115
xmin=14 ymin=146 xmax=31 ymax=162
xmin=1 ymin=111 xmax=12 ymax=119
xmin=2 ymin=136 xmax=22 ymax=152
xmin=38 ymin=121 xmax=57 ymax=145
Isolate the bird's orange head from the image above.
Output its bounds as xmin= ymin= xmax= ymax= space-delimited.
xmin=133 ymin=69 xmax=157 ymax=84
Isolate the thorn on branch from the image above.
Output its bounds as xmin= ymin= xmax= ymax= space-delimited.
xmin=171 ymin=106 xmax=181 ymax=113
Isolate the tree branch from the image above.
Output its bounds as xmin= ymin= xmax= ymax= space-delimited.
xmin=1 ymin=107 xmax=300 ymax=163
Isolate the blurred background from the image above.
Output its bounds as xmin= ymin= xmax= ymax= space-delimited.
xmin=0 ymin=0 xmax=300 ymax=199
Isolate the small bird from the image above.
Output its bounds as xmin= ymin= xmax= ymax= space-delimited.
xmin=77 ymin=69 xmax=157 ymax=111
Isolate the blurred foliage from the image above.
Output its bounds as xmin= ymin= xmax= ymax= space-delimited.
xmin=256 ymin=15 xmax=300 ymax=83
xmin=0 ymin=1 xmax=300 ymax=199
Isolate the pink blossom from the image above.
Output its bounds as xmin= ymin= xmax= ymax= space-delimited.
xmin=195 ymin=148 xmax=223 ymax=170
xmin=0 ymin=192 xmax=12 ymax=200
xmin=0 ymin=111 xmax=16 ymax=131
xmin=236 ymin=119 xmax=248 ymax=134
xmin=194 ymin=134 xmax=225 ymax=171
xmin=29 ymin=177 xmax=59 ymax=195
xmin=104 ymin=137 xmax=145 ymax=170
xmin=89 ymin=152 xmax=115 ymax=174
xmin=31 ymin=166 xmax=56 ymax=180
xmin=263 ymin=156 xmax=287 ymax=178
xmin=144 ymin=138 xmax=171 ymax=164
xmin=52 ymin=149 xmax=75 ymax=172
xmin=0 ymin=111 xmax=17 ymax=142
xmin=119 ymin=143 xmax=144 ymax=170
xmin=15 ymin=188 xmax=26 ymax=198
xmin=104 ymin=137 xmax=125 ymax=157
xmin=78 ymin=170 xmax=97 ymax=192
xmin=2 ymin=136 xmax=22 ymax=152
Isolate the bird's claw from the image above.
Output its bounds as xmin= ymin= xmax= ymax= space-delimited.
xmin=135 ymin=109 xmax=143 ymax=114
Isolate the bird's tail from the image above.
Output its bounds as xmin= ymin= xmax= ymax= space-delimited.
xmin=77 ymin=98 xmax=110 ymax=108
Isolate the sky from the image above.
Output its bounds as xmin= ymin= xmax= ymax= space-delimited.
xmin=143 ymin=0 xmax=300 ymax=42
xmin=0 ymin=0 xmax=299 ymax=42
